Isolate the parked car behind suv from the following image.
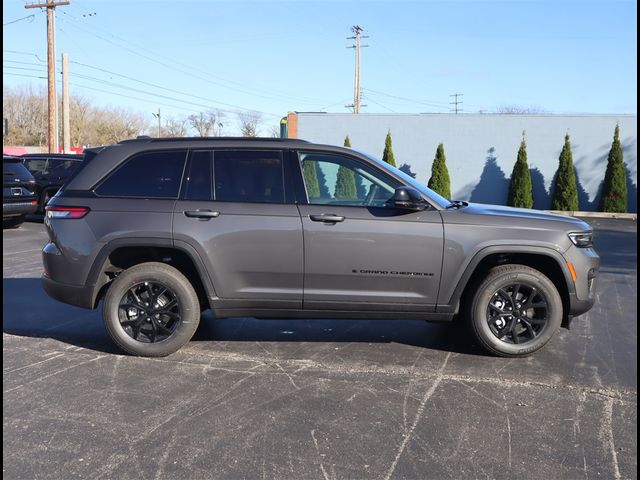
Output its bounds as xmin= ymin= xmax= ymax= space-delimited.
xmin=3 ymin=155 xmax=37 ymax=228
xmin=42 ymin=137 xmax=600 ymax=357
xmin=21 ymin=153 xmax=83 ymax=213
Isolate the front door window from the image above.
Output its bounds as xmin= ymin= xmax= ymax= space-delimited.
xmin=299 ymin=152 xmax=397 ymax=207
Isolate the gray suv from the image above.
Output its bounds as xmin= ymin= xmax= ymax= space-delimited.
xmin=42 ymin=137 xmax=599 ymax=357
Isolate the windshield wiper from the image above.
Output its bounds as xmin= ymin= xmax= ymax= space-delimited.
xmin=446 ymin=200 xmax=468 ymax=209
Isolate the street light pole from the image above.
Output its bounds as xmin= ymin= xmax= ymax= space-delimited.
xmin=151 ymin=109 xmax=161 ymax=137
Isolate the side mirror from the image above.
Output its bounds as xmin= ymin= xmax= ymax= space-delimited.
xmin=393 ymin=187 xmax=427 ymax=211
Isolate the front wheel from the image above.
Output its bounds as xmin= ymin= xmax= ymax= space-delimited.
xmin=469 ymin=264 xmax=562 ymax=357
xmin=103 ymin=262 xmax=200 ymax=357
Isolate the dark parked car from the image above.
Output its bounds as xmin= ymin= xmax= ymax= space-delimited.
xmin=3 ymin=155 xmax=38 ymax=227
xmin=42 ymin=137 xmax=599 ymax=358
xmin=21 ymin=153 xmax=83 ymax=212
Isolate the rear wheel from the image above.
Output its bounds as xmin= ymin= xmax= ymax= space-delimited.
xmin=103 ymin=262 xmax=200 ymax=357
xmin=469 ymin=264 xmax=562 ymax=357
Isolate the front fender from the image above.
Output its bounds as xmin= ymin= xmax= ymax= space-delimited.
xmin=436 ymin=243 xmax=575 ymax=312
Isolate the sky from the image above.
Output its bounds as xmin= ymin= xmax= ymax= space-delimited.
xmin=3 ymin=0 xmax=638 ymax=135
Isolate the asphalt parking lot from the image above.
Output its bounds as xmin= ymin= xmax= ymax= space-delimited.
xmin=3 ymin=217 xmax=637 ymax=480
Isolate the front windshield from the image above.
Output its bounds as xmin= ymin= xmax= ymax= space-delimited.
xmin=356 ymin=149 xmax=452 ymax=208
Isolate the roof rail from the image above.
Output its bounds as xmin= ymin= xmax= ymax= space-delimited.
xmin=118 ymin=136 xmax=309 ymax=144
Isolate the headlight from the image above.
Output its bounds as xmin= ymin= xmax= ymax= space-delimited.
xmin=568 ymin=232 xmax=593 ymax=248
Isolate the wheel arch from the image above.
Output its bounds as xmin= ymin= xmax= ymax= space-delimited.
xmin=88 ymin=238 xmax=217 ymax=309
xmin=441 ymin=246 xmax=574 ymax=328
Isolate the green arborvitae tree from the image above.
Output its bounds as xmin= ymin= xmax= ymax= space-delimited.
xmin=427 ymin=143 xmax=451 ymax=199
xmin=551 ymin=133 xmax=579 ymax=211
xmin=343 ymin=134 xmax=367 ymax=198
xmin=599 ymin=124 xmax=627 ymax=213
xmin=334 ymin=166 xmax=357 ymax=199
xmin=302 ymin=161 xmax=320 ymax=198
xmin=382 ymin=130 xmax=397 ymax=167
xmin=507 ymin=133 xmax=534 ymax=208
xmin=315 ymin=162 xmax=331 ymax=198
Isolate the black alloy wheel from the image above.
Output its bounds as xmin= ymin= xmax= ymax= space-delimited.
xmin=103 ymin=262 xmax=200 ymax=357
xmin=118 ymin=281 xmax=181 ymax=343
xmin=487 ymin=283 xmax=549 ymax=345
xmin=468 ymin=264 xmax=562 ymax=357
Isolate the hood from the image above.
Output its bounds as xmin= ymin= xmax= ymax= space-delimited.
xmin=447 ymin=202 xmax=591 ymax=231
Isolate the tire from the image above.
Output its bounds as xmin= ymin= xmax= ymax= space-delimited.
xmin=468 ymin=264 xmax=562 ymax=357
xmin=103 ymin=262 xmax=200 ymax=357
xmin=3 ymin=215 xmax=25 ymax=229
xmin=40 ymin=189 xmax=54 ymax=213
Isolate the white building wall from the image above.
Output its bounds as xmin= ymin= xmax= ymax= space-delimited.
xmin=294 ymin=113 xmax=637 ymax=212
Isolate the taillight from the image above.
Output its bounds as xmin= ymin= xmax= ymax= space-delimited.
xmin=45 ymin=206 xmax=90 ymax=219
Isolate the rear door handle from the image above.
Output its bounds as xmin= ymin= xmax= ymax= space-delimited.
xmin=309 ymin=214 xmax=345 ymax=223
xmin=184 ymin=209 xmax=220 ymax=219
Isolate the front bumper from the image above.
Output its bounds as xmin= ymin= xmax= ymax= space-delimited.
xmin=564 ymin=245 xmax=600 ymax=322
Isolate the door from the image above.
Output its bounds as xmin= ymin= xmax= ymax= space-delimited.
xmin=295 ymin=151 xmax=443 ymax=312
xmin=172 ymin=149 xmax=303 ymax=310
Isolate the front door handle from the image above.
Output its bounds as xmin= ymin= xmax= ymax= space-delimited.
xmin=309 ymin=214 xmax=345 ymax=223
xmin=184 ymin=209 xmax=220 ymax=219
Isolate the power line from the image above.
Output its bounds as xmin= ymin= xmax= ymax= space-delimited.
xmin=56 ymin=10 xmax=325 ymax=106
xmin=69 ymin=72 xmax=242 ymax=114
xmin=69 ymin=83 xmax=205 ymax=114
xmin=362 ymin=95 xmax=396 ymax=113
xmin=59 ymin=9 xmax=319 ymax=102
xmin=3 ymin=65 xmax=47 ymax=73
xmin=362 ymin=87 xmax=450 ymax=110
xmin=3 ymin=67 xmax=268 ymax=116
xmin=4 ymin=14 xmax=36 ymax=26
xmin=4 ymin=72 xmax=47 ymax=80
xmin=67 ymin=60 xmax=281 ymax=117
xmin=3 ymin=50 xmax=281 ymax=118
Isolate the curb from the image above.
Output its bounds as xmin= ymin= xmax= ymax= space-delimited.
xmin=547 ymin=210 xmax=637 ymax=220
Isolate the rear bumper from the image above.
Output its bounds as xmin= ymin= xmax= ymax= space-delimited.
xmin=3 ymin=201 xmax=38 ymax=217
xmin=42 ymin=274 xmax=96 ymax=309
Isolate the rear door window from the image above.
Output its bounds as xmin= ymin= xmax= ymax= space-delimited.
xmin=23 ymin=158 xmax=48 ymax=174
xmin=184 ymin=151 xmax=213 ymax=201
xmin=213 ymin=150 xmax=284 ymax=203
xmin=48 ymin=158 xmax=79 ymax=174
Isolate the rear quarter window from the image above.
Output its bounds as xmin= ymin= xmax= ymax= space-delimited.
xmin=3 ymin=162 xmax=34 ymax=180
xmin=95 ymin=150 xmax=187 ymax=198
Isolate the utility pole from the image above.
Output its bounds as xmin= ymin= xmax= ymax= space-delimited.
xmin=25 ymin=1 xmax=70 ymax=153
xmin=449 ymin=93 xmax=463 ymax=114
xmin=346 ymin=25 xmax=368 ymax=114
xmin=152 ymin=109 xmax=161 ymax=137
xmin=61 ymin=52 xmax=70 ymax=153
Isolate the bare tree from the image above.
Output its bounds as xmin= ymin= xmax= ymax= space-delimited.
xmin=188 ymin=110 xmax=224 ymax=137
xmin=237 ymin=111 xmax=262 ymax=137
xmin=268 ymin=125 xmax=281 ymax=138
xmin=69 ymin=95 xmax=92 ymax=146
xmin=496 ymin=105 xmax=549 ymax=114
xmin=162 ymin=116 xmax=188 ymax=137
xmin=2 ymin=85 xmax=47 ymax=146
xmin=3 ymin=85 xmax=150 ymax=147
xmin=188 ymin=111 xmax=213 ymax=137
